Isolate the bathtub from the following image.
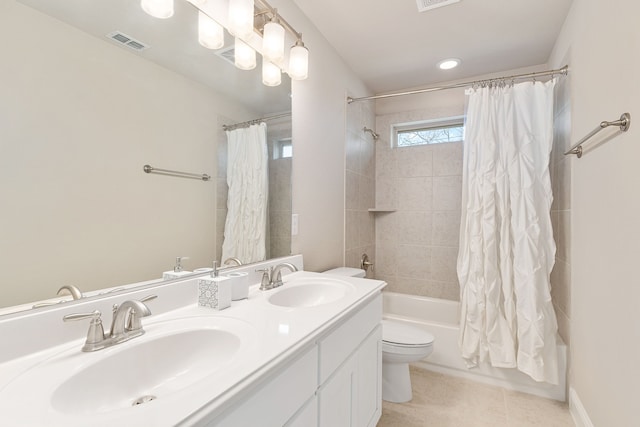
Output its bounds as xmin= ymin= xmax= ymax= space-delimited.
xmin=383 ymin=291 xmax=567 ymax=401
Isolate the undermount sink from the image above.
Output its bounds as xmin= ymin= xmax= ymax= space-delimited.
xmin=0 ymin=316 xmax=256 ymax=422
xmin=268 ymin=277 xmax=355 ymax=308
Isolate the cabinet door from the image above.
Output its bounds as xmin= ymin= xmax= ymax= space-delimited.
xmin=286 ymin=395 xmax=318 ymax=427
xmin=318 ymin=354 xmax=356 ymax=427
xmin=356 ymin=325 xmax=382 ymax=427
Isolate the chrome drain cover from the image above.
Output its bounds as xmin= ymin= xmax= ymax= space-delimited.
xmin=132 ymin=395 xmax=157 ymax=406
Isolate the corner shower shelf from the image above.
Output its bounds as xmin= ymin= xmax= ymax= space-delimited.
xmin=367 ymin=208 xmax=396 ymax=213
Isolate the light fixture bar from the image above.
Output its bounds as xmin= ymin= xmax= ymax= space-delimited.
xmin=253 ymin=0 xmax=302 ymax=42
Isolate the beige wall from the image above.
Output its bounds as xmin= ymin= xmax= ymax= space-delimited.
xmin=549 ymin=0 xmax=640 ymax=425
xmin=272 ymin=0 xmax=372 ymax=272
xmin=0 ymin=2 xmax=255 ymax=306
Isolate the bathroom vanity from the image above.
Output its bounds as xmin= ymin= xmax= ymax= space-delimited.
xmin=0 ymin=260 xmax=385 ymax=426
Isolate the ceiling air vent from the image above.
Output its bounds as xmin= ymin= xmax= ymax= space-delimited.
xmin=416 ymin=0 xmax=460 ymax=12
xmin=215 ymin=46 xmax=236 ymax=65
xmin=106 ymin=31 xmax=149 ymax=51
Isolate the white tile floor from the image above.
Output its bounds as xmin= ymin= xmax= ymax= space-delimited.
xmin=377 ymin=367 xmax=574 ymax=427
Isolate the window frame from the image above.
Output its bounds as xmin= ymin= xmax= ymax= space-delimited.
xmin=392 ymin=116 xmax=465 ymax=148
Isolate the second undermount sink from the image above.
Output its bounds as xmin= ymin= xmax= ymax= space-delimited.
xmin=268 ymin=277 xmax=355 ymax=308
xmin=0 ymin=316 xmax=257 ymax=421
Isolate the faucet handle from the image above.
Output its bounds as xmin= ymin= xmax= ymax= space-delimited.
xmin=63 ymin=309 xmax=101 ymax=323
xmin=63 ymin=310 xmax=105 ymax=349
xmin=140 ymin=294 xmax=158 ymax=303
xmin=256 ymin=268 xmax=273 ymax=291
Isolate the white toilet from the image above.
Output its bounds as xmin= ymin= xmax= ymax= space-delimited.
xmin=323 ymin=267 xmax=435 ymax=403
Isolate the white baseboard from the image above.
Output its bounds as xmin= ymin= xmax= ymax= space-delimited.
xmin=569 ymin=388 xmax=594 ymax=427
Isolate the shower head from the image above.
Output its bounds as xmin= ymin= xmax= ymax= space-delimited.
xmin=363 ymin=127 xmax=379 ymax=140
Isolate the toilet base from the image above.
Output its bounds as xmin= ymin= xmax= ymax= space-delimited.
xmin=382 ymin=361 xmax=412 ymax=403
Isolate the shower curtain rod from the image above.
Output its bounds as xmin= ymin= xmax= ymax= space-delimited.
xmin=222 ymin=112 xmax=291 ymax=131
xmin=347 ymin=65 xmax=569 ymax=103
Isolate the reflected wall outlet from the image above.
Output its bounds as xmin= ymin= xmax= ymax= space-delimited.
xmin=291 ymin=214 xmax=299 ymax=236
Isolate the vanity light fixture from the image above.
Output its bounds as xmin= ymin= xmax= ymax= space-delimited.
xmin=228 ymin=0 xmax=255 ymax=38
xmin=234 ymin=37 xmax=257 ymax=70
xmin=141 ymin=0 xmax=309 ymax=85
xmin=437 ymin=58 xmax=461 ymax=70
xmin=262 ymin=14 xmax=285 ymax=64
xmin=141 ymin=0 xmax=174 ymax=19
xmin=288 ymin=37 xmax=309 ymax=80
xmin=262 ymin=57 xmax=282 ymax=86
xmin=198 ymin=11 xmax=224 ymax=50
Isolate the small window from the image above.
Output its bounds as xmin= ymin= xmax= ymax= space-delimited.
xmin=393 ymin=117 xmax=464 ymax=148
xmin=273 ymin=138 xmax=293 ymax=159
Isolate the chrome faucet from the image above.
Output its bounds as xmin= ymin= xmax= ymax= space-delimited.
xmin=63 ymin=295 xmax=155 ymax=352
xmin=109 ymin=299 xmax=152 ymax=341
xmin=32 ymin=284 xmax=84 ymax=308
xmin=223 ymin=257 xmax=243 ymax=266
xmin=256 ymin=263 xmax=298 ymax=290
xmin=58 ymin=285 xmax=83 ymax=300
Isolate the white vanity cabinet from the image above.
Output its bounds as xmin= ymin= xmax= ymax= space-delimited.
xmin=318 ymin=296 xmax=382 ymax=427
xmin=204 ymin=293 xmax=382 ymax=427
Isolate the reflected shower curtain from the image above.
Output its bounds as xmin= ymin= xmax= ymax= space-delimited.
xmin=457 ymin=80 xmax=559 ymax=384
xmin=221 ymin=123 xmax=268 ymax=264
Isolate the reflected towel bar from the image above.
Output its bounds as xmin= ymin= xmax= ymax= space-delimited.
xmin=564 ymin=113 xmax=631 ymax=158
xmin=143 ymin=164 xmax=211 ymax=181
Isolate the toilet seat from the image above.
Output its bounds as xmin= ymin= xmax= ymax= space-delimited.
xmin=382 ymin=320 xmax=434 ymax=347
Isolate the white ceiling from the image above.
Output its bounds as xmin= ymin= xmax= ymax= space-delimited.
xmin=293 ymin=0 xmax=573 ymax=93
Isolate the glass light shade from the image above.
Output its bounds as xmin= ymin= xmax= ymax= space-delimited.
xmin=198 ymin=11 xmax=224 ymax=50
xmin=228 ymin=0 xmax=254 ymax=38
xmin=141 ymin=0 xmax=174 ymax=19
xmin=262 ymin=58 xmax=281 ymax=87
xmin=234 ymin=38 xmax=256 ymax=70
xmin=262 ymin=21 xmax=285 ymax=64
xmin=288 ymin=43 xmax=309 ymax=80
xmin=437 ymin=58 xmax=461 ymax=70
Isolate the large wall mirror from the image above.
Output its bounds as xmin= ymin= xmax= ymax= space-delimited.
xmin=0 ymin=0 xmax=292 ymax=312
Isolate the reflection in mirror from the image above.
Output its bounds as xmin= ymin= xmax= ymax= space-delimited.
xmin=1 ymin=0 xmax=291 ymax=313
xmin=216 ymin=116 xmax=292 ymax=265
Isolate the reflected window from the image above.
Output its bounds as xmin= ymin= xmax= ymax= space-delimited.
xmin=274 ymin=137 xmax=293 ymax=159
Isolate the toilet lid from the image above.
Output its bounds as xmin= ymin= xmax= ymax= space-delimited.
xmin=382 ymin=320 xmax=434 ymax=346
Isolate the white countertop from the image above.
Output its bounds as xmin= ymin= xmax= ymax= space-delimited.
xmin=0 ymin=270 xmax=385 ymax=426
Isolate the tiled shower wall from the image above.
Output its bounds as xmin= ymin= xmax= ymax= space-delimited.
xmin=550 ymin=76 xmax=572 ymax=346
xmin=374 ymin=111 xmax=463 ymax=300
xmin=267 ymin=117 xmax=293 ymax=259
xmin=345 ymin=100 xmax=376 ymax=277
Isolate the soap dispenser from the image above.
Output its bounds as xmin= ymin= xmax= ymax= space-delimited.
xmin=162 ymin=257 xmax=192 ymax=280
xmin=198 ymin=261 xmax=231 ymax=310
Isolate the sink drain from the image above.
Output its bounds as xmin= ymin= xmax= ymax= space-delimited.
xmin=132 ymin=395 xmax=157 ymax=406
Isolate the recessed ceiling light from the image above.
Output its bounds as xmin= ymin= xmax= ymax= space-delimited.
xmin=438 ymin=58 xmax=461 ymax=70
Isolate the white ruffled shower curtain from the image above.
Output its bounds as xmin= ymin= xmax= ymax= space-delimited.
xmin=221 ymin=123 xmax=268 ymax=264
xmin=457 ymin=80 xmax=559 ymax=384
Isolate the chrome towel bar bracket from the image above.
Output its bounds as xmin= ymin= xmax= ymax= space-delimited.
xmin=564 ymin=113 xmax=631 ymax=158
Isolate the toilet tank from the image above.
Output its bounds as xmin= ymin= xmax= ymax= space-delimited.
xmin=323 ymin=267 xmax=366 ymax=278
